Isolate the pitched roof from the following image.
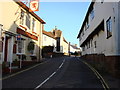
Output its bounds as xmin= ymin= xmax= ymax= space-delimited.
xmin=63 ymin=37 xmax=68 ymax=44
xmin=43 ymin=30 xmax=55 ymax=39
xmin=14 ymin=0 xmax=46 ymax=24
xmin=70 ymin=45 xmax=80 ymax=50
xmin=77 ymin=2 xmax=94 ymax=38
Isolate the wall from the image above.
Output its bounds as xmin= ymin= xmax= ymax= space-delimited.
xmin=79 ymin=2 xmax=118 ymax=56
xmin=0 ymin=0 xmax=43 ymax=62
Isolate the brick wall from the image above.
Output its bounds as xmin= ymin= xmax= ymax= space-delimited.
xmin=81 ymin=54 xmax=120 ymax=78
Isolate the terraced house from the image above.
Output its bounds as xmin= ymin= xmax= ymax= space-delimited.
xmin=0 ymin=0 xmax=45 ymax=64
xmin=77 ymin=1 xmax=120 ymax=76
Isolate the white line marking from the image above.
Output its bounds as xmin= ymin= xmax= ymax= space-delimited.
xmin=35 ymin=59 xmax=65 ymax=89
xmin=59 ymin=63 xmax=63 ymax=68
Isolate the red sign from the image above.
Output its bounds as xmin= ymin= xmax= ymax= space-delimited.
xmin=29 ymin=0 xmax=39 ymax=12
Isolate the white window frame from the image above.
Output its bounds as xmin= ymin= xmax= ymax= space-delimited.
xmin=20 ymin=10 xmax=25 ymax=25
xmin=26 ymin=13 xmax=30 ymax=29
xmin=32 ymin=18 xmax=36 ymax=32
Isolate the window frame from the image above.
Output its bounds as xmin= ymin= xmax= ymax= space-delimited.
xmin=106 ymin=17 xmax=112 ymax=39
xmin=32 ymin=18 xmax=36 ymax=32
xmin=90 ymin=9 xmax=95 ymax=21
xmin=20 ymin=10 xmax=25 ymax=25
xmin=26 ymin=13 xmax=31 ymax=29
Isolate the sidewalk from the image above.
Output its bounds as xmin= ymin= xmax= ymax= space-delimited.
xmin=101 ymin=73 xmax=120 ymax=88
xmin=2 ymin=58 xmax=47 ymax=78
xmin=81 ymin=58 xmax=120 ymax=89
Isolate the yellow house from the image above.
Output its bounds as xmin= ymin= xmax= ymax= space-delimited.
xmin=0 ymin=0 xmax=45 ymax=63
xmin=63 ymin=37 xmax=69 ymax=55
xmin=51 ymin=28 xmax=69 ymax=55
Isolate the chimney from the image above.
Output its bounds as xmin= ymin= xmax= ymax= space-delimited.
xmin=75 ymin=44 xmax=77 ymax=47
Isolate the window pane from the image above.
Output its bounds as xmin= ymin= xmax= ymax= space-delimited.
xmin=106 ymin=17 xmax=112 ymax=38
xmin=20 ymin=10 xmax=24 ymax=25
xmin=26 ymin=14 xmax=30 ymax=29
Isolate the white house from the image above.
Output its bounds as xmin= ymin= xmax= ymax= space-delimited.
xmin=70 ymin=44 xmax=80 ymax=54
xmin=77 ymin=1 xmax=120 ymax=76
xmin=42 ymin=30 xmax=56 ymax=52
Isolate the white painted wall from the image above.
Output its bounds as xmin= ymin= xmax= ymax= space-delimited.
xmin=79 ymin=2 xmax=119 ymax=56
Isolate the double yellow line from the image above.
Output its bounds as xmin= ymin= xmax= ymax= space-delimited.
xmin=81 ymin=60 xmax=109 ymax=90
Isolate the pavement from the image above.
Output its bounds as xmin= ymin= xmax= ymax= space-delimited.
xmin=101 ymin=73 xmax=120 ymax=89
xmin=81 ymin=58 xmax=120 ymax=89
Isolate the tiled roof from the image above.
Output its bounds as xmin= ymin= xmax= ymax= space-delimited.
xmin=14 ymin=0 xmax=46 ymax=24
xmin=43 ymin=30 xmax=56 ymax=39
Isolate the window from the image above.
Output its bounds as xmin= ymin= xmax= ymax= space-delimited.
xmin=32 ymin=18 xmax=36 ymax=32
xmin=85 ymin=19 xmax=89 ymax=30
xmin=26 ymin=13 xmax=30 ymax=29
xmin=17 ymin=40 xmax=25 ymax=54
xmin=20 ymin=10 xmax=24 ymax=25
xmin=82 ymin=46 xmax=85 ymax=51
xmin=82 ymin=30 xmax=84 ymax=36
xmin=87 ymin=42 xmax=89 ymax=49
xmin=88 ymin=41 xmax=90 ymax=48
xmin=101 ymin=0 xmax=104 ymax=3
xmin=106 ymin=17 xmax=112 ymax=38
xmin=94 ymin=41 xmax=97 ymax=48
xmin=90 ymin=9 xmax=94 ymax=21
xmin=91 ymin=39 xmax=93 ymax=47
xmin=80 ymin=35 xmax=82 ymax=41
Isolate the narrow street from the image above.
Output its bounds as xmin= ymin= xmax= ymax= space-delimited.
xmin=2 ymin=57 xmax=103 ymax=89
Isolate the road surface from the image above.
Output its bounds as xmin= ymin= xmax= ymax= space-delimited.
xmin=2 ymin=57 xmax=103 ymax=89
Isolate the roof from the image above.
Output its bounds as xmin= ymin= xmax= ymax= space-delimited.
xmin=43 ymin=30 xmax=56 ymax=39
xmin=77 ymin=2 xmax=94 ymax=38
xmin=14 ymin=0 xmax=46 ymax=24
xmin=43 ymin=29 xmax=69 ymax=44
xmin=63 ymin=37 xmax=68 ymax=44
xmin=71 ymin=45 xmax=80 ymax=50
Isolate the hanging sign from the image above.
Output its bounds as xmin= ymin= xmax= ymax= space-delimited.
xmin=29 ymin=0 xmax=39 ymax=12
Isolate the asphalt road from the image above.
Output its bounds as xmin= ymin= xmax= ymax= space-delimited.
xmin=2 ymin=57 xmax=104 ymax=89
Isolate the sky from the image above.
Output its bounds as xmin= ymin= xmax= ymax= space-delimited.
xmin=34 ymin=2 xmax=91 ymax=47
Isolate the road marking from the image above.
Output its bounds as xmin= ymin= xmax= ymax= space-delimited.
xmin=80 ymin=60 xmax=109 ymax=90
xmin=35 ymin=59 xmax=65 ymax=89
xmin=1 ymin=60 xmax=49 ymax=80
